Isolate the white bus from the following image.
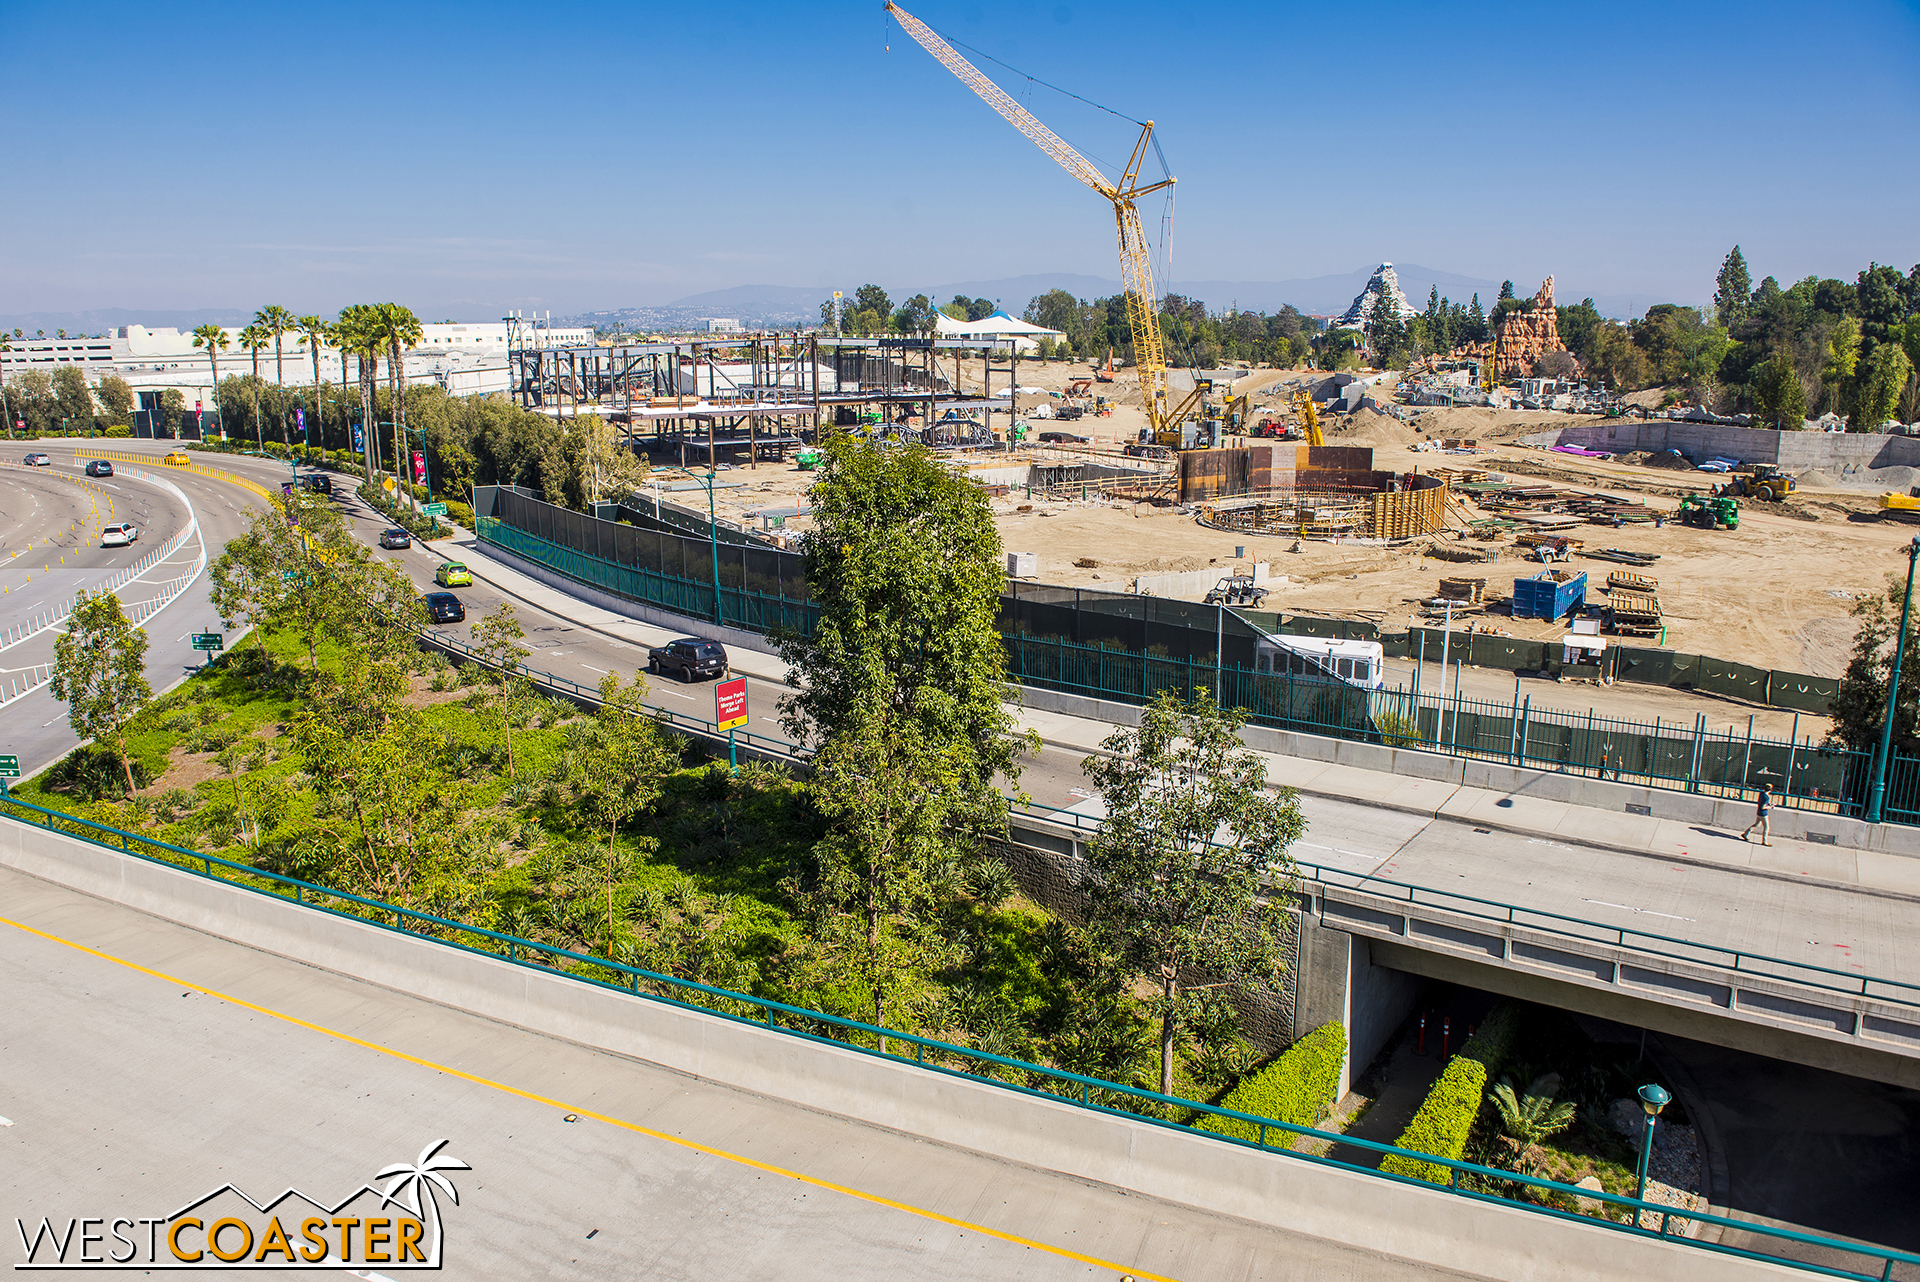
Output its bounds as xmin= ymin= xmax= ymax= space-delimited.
xmin=1253 ymin=634 xmax=1387 ymax=690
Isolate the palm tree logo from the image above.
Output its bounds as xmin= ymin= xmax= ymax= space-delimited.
xmin=375 ymin=1139 xmax=470 ymax=1266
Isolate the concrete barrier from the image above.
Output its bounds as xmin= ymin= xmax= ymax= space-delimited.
xmin=0 ymin=824 xmax=1797 ymax=1281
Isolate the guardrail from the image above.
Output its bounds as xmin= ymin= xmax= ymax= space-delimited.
xmin=0 ymin=784 xmax=1913 ymax=1280
xmin=1006 ymin=797 xmax=1920 ymax=1019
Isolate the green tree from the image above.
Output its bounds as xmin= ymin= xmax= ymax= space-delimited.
xmin=335 ymin=305 xmax=382 ymax=481
xmin=564 ymin=671 xmax=675 ymax=950
xmin=892 ymin=293 xmax=937 ymax=336
xmin=1498 ymin=280 xmax=1515 ymax=302
xmin=51 ymin=366 xmax=96 ymax=435
xmin=470 ymin=601 xmax=529 ymax=779
xmin=1855 ymin=342 xmax=1912 ymax=431
xmin=1370 ymin=298 xmax=1408 ymax=367
xmin=1715 ymin=246 xmax=1753 ymax=328
xmin=209 ymin=499 xmax=356 ymax=673
xmin=1489 ymin=1074 xmax=1577 ymax=1174
xmin=159 ymin=389 xmax=187 ymax=438
xmin=238 ymin=324 xmax=271 ymax=446
xmin=1555 ymin=297 xmax=1604 ymax=356
xmin=50 ymin=589 xmax=153 ymax=795
xmin=1823 ymin=315 xmax=1861 ymax=418
xmin=784 ymin=704 xmax=967 ymax=1040
xmin=8 ymin=370 xmax=55 ymax=435
xmin=1828 ymin=578 xmax=1920 ymax=760
xmin=852 ymin=284 xmax=893 ymax=325
xmin=1750 ymin=352 xmax=1809 ymax=429
xmin=95 ymin=375 xmax=134 ymax=427
xmin=1080 ymin=689 xmax=1304 ymax=1096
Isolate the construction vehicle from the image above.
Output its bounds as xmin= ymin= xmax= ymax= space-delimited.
xmin=1094 ymin=348 xmax=1115 ymax=383
xmin=1881 ymin=487 xmax=1920 ymax=523
xmin=888 ymin=4 xmax=1206 ymax=443
xmin=1720 ymin=464 xmax=1796 ymax=502
xmin=1203 ymin=575 xmax=1269 ymax=607
xmin=1290 ymin=389 xmax=1324 ymax=447
xmin=1678 ymin=492 xmax=1740 ymax=530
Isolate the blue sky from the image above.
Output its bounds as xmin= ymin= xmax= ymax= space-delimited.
xmin=4 ymin=0 xmax=1918 ymax=319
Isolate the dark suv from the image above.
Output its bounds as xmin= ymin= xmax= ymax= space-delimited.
xmin=647 ymin=637 xmax=729 ymax=682
xmin=85 ymin=459 xmax=113 ymax=477
xmin=423 ymin=592 xmax=465 ymax=624
xmin=303 ymin=473 xmax=333 ymax=494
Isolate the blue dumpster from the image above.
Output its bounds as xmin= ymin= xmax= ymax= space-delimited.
xmin=1512 ymin=570 xmax=1586 ymax=620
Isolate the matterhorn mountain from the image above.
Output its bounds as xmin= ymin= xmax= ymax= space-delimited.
xmin=1335 ymin=263 xmax=1419 ymax=331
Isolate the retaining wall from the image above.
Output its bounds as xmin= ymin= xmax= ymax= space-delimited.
xmin=0 ymin=825 xmax=1792 ymax=1282
xmin=1524 ymin=422 xmax=1920 ymax=472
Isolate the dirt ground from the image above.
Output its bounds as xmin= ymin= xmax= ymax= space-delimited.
xmin=686 ymin=361 xmax=1898 ymax=711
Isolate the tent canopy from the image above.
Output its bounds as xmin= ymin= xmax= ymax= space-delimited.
xmin=933 ymin=309 xmax=1065 ymax=341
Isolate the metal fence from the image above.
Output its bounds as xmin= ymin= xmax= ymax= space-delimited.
xmin=2 ymin=787 xmax=1914 ymax=1281
xmin=476 ymin=486 xmax=1920 ymax=827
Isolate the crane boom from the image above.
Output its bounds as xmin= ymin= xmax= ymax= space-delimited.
xmin=885 ymin=2 xmax=1193 ymax=434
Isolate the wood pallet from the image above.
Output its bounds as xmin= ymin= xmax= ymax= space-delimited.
xmin=1607 ymin=570 xmax=1658 ymax=592
xmin=1438 ymin=576 xmax=1487 ymax=602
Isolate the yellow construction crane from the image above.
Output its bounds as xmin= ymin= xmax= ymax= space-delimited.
xmin=1290 ymin=388 xmax=1324 ymax=447
xmin=885 ymin=3 xmax=1204 ymax=439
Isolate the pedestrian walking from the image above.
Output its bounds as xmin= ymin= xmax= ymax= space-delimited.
xmin=1740 ymin=783 xmax=1774 ymax=845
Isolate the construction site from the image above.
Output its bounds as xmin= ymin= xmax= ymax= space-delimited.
xmin=492 ymin=2 xmax=1920 ymax=741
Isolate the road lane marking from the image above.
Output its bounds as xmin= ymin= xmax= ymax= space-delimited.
xmin=0 ymin=914 xmax=1182 ymax=1282
xmin=580 ymin=664 xmax=608 ymax=674
xmin=1581 ymin=899 xmax=1696 ymax=922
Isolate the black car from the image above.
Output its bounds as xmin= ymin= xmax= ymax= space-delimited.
xmin=647 ymin=637 xmax=729 ymax=682
xmin=380 ymin=527 xmax=412 ymax=550
xmin=424 ymin=592 xmax=465 ymax=624
xmin=1037 ymin=431 xmax=1090 ymax=444
xmin=302 ymin=473 xmax=333 ymax=494
xmin=84 ymin=459 xmax=113 ymax=477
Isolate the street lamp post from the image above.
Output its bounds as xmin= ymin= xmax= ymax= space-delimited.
xmin=1866 ymin=537 xmax=1920 ymax=824
xmin=1632 ymin=1082 xmax=1671 ymax=1207
xmin=675 ymin=467 xmax=725 ymax=626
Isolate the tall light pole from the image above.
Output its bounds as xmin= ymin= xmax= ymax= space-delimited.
xmin=1866 ymin=537 xmax=1920 ymax=825
xmin=675 ymin=466 xmax=725 ymax=627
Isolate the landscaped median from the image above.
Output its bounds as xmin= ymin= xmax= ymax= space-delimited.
xmin=1379 ymin=1003 xmax=1521 ymax=1183
xmin=1195 ymin=1021 xmax=1346 ymax=1139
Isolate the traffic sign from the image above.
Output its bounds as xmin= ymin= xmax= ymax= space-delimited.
xmin=715 ymin=676 xmax=748 ymax=732
xmin=382 ymin=476 xmax=396 ymax=492
xmin=423 ymin=502 xmax=447 ymax=517
xmin=0 ymin=755 xmax=18 ymax=778
xmin=191 ymin=633 xmax=224 ymax=652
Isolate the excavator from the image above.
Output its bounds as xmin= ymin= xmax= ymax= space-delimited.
xmin=1290 ymin=388 xmax=1324 ymax=447
xmin=887 ymin=4 xmax=1208 ymax=446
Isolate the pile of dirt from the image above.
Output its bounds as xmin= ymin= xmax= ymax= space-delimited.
xmin=1794 ymin=469 xmax=1842 ymax=489
xmin=1850 ymin=465 xmax=1920 ymax=491
xmin=1642 ymin=448 xmax=1695 ymax=471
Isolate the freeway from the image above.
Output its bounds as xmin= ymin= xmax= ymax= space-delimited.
xmin=21 ymin=441 xmax=1920 ymax=1000
xmin=0 ymin=864 xmax=1464 ymax=1282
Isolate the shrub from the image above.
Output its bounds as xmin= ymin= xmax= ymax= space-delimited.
xmin=1196 ymin=1021 xmax=1347 ymax=1141
xmin=443 ymin=499 xmax=475 ymax=528
xmin=102 ymin=424 xmax=133 ymax=438
xmin=1378 ymin=1001 xmax=1519 ymax=1184
xmin=1379 ymin=1054 xmax=1488 ymax=1184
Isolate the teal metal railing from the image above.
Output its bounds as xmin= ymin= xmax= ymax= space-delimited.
xmin=2 ymin=787 xmax=1916 ymax=1280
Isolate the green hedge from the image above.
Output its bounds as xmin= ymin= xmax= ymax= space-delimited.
xmin=442 ymin=499 xmax=475 ymax=529
xmin=1378 ymin=1054 xmax=1488 ymax=1184
xmin=1377 ymin=1001 xmax=1521 ymax=1184
xmin=1197 ymin=1022 xmax=1347 ymax=1141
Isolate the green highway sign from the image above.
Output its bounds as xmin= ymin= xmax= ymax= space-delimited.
xmin=191 ymin=633 xmax=224 ymax=652
xmin=0 ymin=755 xmax=18 ymax=778
xmin=422 ymin=502 xmax=448 ymax=517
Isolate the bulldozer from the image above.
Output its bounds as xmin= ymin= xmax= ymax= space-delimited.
xmin=1720 ymin=464 xmax=1796 ymax=502
xmin=1678 ymin=492 xmax=1740 ymax=530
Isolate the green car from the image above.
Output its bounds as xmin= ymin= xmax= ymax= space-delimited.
xmin=435 ymin=562 xmax=473 ymax=587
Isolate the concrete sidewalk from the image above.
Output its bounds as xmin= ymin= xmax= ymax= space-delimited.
xmin=448 ymin=527 xmax=1920 ymax=903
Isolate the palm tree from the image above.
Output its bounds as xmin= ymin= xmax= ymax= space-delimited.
xmin=237 ymin=324 xmax=271 ymax=449
xmin=1489 ymin=1074 xmax=1577 ymax=1179
xmin=191 ymin=323 xmax=229 ymax=441
xmin=294 ymin=315 xmax=329 ymax=453
xmin=0 ymin=331 xmax=13 ymax=439
xmin=371 ymin=303 xmax=424 ymax=512
xmin=376 ymin=1139 xmax=469 ymax=1266
xmin=255 ymin=305 xmax=295 ymax=447
xmin=335 ymin=306 xmax=381 ymax=483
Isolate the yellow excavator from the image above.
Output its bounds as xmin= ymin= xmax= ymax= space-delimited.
xmin=1290 ymin=389 xmax=1324 ymax=447
xmin=887 ymin=4 xmax=1207 ymax=444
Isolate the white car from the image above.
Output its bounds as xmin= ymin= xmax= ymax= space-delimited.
xmin=100 ymin=523 xmax=138 ymax=547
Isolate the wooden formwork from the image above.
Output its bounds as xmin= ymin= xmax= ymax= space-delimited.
xmin=1368 ymin=481 xmax=1448 ymax=540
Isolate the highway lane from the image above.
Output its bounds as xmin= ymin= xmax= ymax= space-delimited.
xmin=0 ymin=864 xmax=1466 ymax=1282
xmin=35 ymin=443 xmax=1920 ymax=993
xmin=0 ymin=465 xmax=134 ymax=600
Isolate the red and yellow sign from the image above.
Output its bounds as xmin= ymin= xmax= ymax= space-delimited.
xmin=715 ymin=676 xmax=748 ymax=732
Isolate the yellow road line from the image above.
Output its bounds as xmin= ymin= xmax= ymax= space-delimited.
xmin=72 ymin=449 xmax=279 ymax=505
xmin=0 ymin=912 xmax=1170 ymax=1282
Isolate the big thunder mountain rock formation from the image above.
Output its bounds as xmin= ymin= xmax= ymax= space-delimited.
xmin=1491 ymin=277 xmax=1570 ymax=378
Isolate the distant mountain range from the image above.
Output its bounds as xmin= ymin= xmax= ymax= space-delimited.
xmin=3 ymin=267 xmax=1676 ymax=340
xmin=581 ymin=266 xmax=1672 ymax=328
